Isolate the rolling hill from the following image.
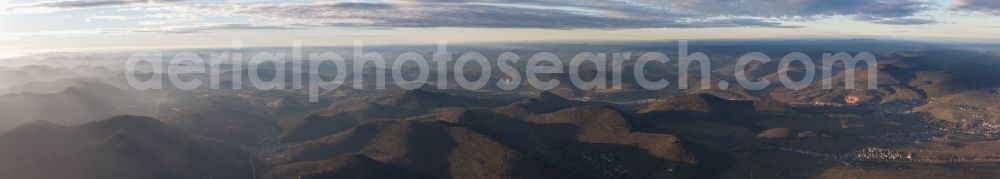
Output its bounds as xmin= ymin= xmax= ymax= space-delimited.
xmin=0 ymin=115 xmax=254 ymax=179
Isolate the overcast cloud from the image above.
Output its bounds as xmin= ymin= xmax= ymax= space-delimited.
xmin=7 ymin=0 xmax=183 ymax=10
xmin=951 ymin=0 xmax=1000 ymax=15
xmin=4 ymin=0 xmax=999 ymax=33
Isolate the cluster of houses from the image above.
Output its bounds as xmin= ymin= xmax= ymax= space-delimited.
xmin=852 ymin=147 xmax=913 ymax=162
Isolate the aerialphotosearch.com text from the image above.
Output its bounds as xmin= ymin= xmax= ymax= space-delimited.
xmin=125 ymin=40 xmax=879 ymax=102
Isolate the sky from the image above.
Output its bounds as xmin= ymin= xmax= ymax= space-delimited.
xmin=0 ymin=0 xmax=999 ymax=54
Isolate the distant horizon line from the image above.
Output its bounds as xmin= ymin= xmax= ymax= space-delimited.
xmin=5 ymin=36 xmax=1000 ymax=55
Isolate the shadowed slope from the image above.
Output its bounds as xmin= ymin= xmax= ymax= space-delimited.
xmin=0 ymin=115 xmax=254 ymax=179
xmin=279 ymin=89 xmax=502 ymax=142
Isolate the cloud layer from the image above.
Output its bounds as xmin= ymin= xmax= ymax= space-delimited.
xmin=8 ymin=0 xmax=992 ymax=33
xmin=387 ymin=0 xmax=937 ymax=25
xmin=228 ymin=2 xmax=787 ymax=29
xmin=951 ymin=0 xmax=1000 ymax=14
xmin=182 ymin=0 xmax=939 ymax=29
xmin=7 ymin=0 xmax=183 ymax=10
